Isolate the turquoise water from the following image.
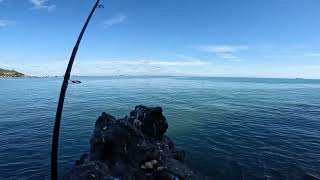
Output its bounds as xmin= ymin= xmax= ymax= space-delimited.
xmin=0 ymin=77 xmax=320 ymax=179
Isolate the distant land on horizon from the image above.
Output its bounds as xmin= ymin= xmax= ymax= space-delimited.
xmin=0 ymin=68 xmax=26 ymax=78
xmin=33 ymin=75 xmax=320 ymax=81
xmin=0 ymin=68 xmax=319 ymax=80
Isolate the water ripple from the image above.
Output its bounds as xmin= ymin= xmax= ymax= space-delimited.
xmin=0 ymin=77 xmax=320 ymax=179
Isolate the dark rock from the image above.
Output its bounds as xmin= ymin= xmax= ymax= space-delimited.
xmin=129 ymin=105 xmax=168 ymax=139
xmin=65 ymin=105 xmax=205 ymax=179
xmin=94 ymin=112 xmax=116 ymax=133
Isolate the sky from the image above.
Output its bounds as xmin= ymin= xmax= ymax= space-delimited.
xmin=1 ymin=0 xmax=320 ymax=78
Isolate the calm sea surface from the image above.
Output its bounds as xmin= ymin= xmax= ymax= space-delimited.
xmin=0 ymin=77 xmax=319 ymax=179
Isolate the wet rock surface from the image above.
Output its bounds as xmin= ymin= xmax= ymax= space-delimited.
xmin=65 ymin=105 xmax=205 ymax=180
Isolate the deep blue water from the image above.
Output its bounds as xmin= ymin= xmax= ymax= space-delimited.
xmin=0 ymin=77 xmax=320 ymax=179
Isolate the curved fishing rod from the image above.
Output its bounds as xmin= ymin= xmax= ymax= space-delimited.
xmin=51 ymin=0 xmax=101 ymax=179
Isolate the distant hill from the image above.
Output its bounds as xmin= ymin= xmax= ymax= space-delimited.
xmin=0 ymin=68 xmax=25 ymax=77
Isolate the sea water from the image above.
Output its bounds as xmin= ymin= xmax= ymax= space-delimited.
xmin=0 ymin=77 xmax=319 ymax=179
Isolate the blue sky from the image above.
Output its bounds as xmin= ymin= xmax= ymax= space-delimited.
xmin=1 ymin=0 xmax=320 ymax=78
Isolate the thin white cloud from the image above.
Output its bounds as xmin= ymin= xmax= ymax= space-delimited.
xmin=47 ymin=4 xmax=56 ymax=11
xmin=0 ymin=57 xmax=214 ymax=76
xmin=0 ymin=19 xmax=16 ymax=28
xmin=2 ymin=56 xmax=320 ymax=78
xmin=78 ymin=59 xmax=210 ymax=68
xmin=72 ymin=59 xmax=213 ymax=76
xmin=194 ymin=45 xmax=248 ymax=61
xmin=29 ymin=0 xmax=56 ymax=11
xmin=303 ymin=52 xmax=320 ymax=57
xmin=143 ymin=60 xmax=209 ymax=66
xmin=103 ymin=13 xmax=126 ymax=28
xmin=194 ymin=44 xmax=320 ymax=63
xmin=216 ymin=53 xmax=244 ymax=62
xmin=196 ymin=45 xmax=248 ymax=54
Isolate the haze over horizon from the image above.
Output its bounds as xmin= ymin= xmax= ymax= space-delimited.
xmin=1 ymin=0 xmax=320 ymax=78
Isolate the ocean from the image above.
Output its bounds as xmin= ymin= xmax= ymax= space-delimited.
xmin=0 ymin=77 xmax=319 ymax=179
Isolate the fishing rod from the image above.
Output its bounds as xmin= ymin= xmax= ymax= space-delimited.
xmin=51 ymin=0 xmax=101 ymax=179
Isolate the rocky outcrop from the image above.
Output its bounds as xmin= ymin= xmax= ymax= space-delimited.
xmin=65 ymin=105 xmax=205 ymax=180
